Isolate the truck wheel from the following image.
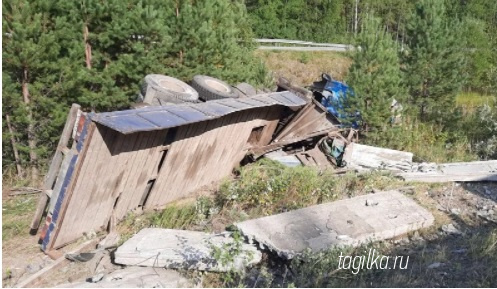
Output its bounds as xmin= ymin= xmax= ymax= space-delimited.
xmin=141 ymin=74 xmax=199 ymax=105
xmin=191 ymin=75 xmax=239 ymax=101
xmin=235 ymin=82 xmax=257 ymax=97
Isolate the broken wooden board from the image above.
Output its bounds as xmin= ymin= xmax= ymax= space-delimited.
xmin=273 ymin=99 xmax=340 ymax=143
xmin=235 ymin=190 xmax=434 ymax=259
xmin=114 ymin=228 xmax=261 ymax=272
xmin=56 ymin=267 xmax=195 ymax=288
xmin=295 ymin=146 xmax=334 ymax=170
xmin=343 ymin=143 xmax=413 ymax=172
xmin=15 ymin=239 xmax=99 ymax=288
xmin=400 ymin=160 xmax=497 ymax=182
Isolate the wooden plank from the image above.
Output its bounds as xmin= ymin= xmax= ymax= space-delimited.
xmin=158 ymin=121 xmax=212 ymax=205
xmin=84 ymin=128 xmax=120 ymax=232
xmin=48 ymin=149 xmax=76 ymax=213
xmin=43 ymin=120 xmax=95 ymax=251
xmin=210 ymin=111 xmax=250 ymax=178
xmin=220 ymin=111 xmax=254 ymax=176
xmin=30 ymin=104 xmax=81 ymax=232
xmin=113 ymin=132 xmax=153 ymax=220
xmin=198 ymin=111 xmax=247 ymax=191
xmin=104 ymin=132 xmax=141 ymax=222
xmin=124 ymin=130 xmax=167 ymax=213
xmin=198 ymin=113 xmax=241 ymax=187
xmin=15 ymin=239 xmax=99 ymax=288
xmin=168 ymin=120 xmax=211 ymax=201
xmin=146 ymin=124 xmax=192 ymax=208
xmin=51 ymin=124 xmax=107 ymax=248
xmin=90 ymin=131 xmax=129 ymax=228
xmin=232 ymin=108 xmax=279 ymax=168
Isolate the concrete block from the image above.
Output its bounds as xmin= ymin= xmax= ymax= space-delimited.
xmin=343 ymin=143 xmax=413 ymax=172
xmin=114 ymin=229 xmax=261 ymax=272
xmin=401 ymin=160 xmax=497 ymax=182
xmin=264 ymin=150 xmax=302 ymax=167
xmin=235 ymin=190 xmax=434 ymax=259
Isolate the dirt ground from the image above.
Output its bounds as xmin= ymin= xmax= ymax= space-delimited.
xmin=2 ymin=179 xmax=495 ymax=287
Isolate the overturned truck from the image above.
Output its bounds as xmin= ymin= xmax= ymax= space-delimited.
xmin=30 ymin=90 xmax=341 ymax=255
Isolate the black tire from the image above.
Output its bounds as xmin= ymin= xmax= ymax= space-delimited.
xmin=191 ymin=75 xmax=239 ymax=101
xmin=235 ymin=82 xmax=257 ymax=97
xmin=141 ymin=74 xmax=199 ymax=105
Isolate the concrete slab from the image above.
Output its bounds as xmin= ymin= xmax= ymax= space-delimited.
xmin=401 ymin=160 xmax=497 ymax=182
xmin=57 ymin=266 xmax=195 ymax=288
xmin=235 ymin=190 xmax=434 ymax=259
xmin=114 ymin=229 xmax=261 ymax=272
xmin=343 ymin=143 xmax=413 ymax=172
xmin=264 ymin=150 xmax=302 ymax=167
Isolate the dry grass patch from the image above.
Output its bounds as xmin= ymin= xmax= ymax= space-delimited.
xmin=256 ymin=50 xmax=352 ymax=87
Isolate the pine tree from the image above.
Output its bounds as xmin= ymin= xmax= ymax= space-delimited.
xmin=2 ymin=0 xmax=269 ymax=180
xmin=56 ymin=0 xmax=174 ymax=111
xmin=402 ymin=0 xmax=467 ymax=120
xmin=3 ymin=0 xmax=69 ymax=182
xmin=345 ymin=16 xmax=406 ymax=137
xmin=167 ymin=0 xmax=268 ymax=85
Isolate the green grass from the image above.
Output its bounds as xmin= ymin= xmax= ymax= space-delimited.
xmin=364 ymin=118 xmax=478 ymax=163
xmin=2 ymin=195 xmax=37 ymax=241
xmin=456 ymin=92 xmax=496 ymax=109
xmin=112 ymin=159 xmax=496 ymax=287
xmin=215 ymin=159 xmax=405 ymax=217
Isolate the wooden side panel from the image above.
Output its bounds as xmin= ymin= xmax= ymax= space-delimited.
xmin=145 ymin=106 xmax=282 ymax=209
xmin=50 ymin=106 xmax=284 ymax=248
xmin=53 ymin=126 xmax=164 ymax=248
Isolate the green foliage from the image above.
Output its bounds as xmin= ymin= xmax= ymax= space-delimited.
xmin=2 ymin=0 xmax=268 ymax=180
xmin=448 ymin=0 xmax=497 ymax=94
xmin=366 ymin=117 xmax=477 ymax=163
xmin=167 ymin=0 xmax=268 ymax=85
xmin=460 ymin=105 xmax=497 ymax=160
xmin=402 ymin=0 xmax=467 ymax=120
xmin=216 ymin=159 xmax=339 ymax=215
xmin=209 ymin=229 xmax=255 ymax=283
xmin=462 ymin=17 xmax=494 ymax=93
xmin=345 ymin=16 xmax=406 ymax=136
xmin=246 ymin=0 xmax=348 ymax=43
xmin=215 ymin=159 xmax=404 ymax=217
xmin=289 ymin=243 xmax=389 ymax=287
xmin=148 ymin=204 xmax=197 ymax=229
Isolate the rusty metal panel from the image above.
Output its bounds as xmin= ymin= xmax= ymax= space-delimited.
xmin=92 ymin=91 xmax=308 ymax=134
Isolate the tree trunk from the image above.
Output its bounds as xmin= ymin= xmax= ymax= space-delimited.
xmin=6 ymin=113 xmax=24 ymax=178
xmin=22 ymin=68 xmax=39 ymax=183
xmin=354 ymin=0 xmax=359 ymax=35
xmin=84 ymin=23 xmax=92 ymax=69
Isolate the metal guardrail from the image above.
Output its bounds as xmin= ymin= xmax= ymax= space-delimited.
xmin=255 ymin=38 xmax=354 ymax=52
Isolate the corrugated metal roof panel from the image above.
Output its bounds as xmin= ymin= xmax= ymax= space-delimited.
xmin=92 ymin=91 xmax=308 ymax=134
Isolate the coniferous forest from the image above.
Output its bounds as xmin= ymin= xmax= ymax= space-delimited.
xmin=3 ymin=0 xmax=497 ymax=184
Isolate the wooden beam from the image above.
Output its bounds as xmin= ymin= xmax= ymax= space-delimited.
xmin=30 ymin=104 xmax=81 ymax=234
xmin=14 ymin=238 xmax=98 ymax=288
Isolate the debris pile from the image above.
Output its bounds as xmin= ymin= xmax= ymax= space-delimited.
xmin=19 ymin=73 xmax=495 ymax=287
